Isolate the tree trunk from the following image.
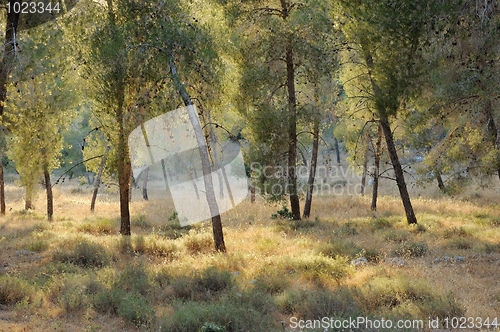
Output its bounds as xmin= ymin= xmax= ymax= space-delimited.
xmin=380 ymin=116 xmax=417 ymax=224
xmin=0 ymin=3 xmax=21 ymax=215
xmin=371 ymin=123 xmax=382 ymax=211
xmin=285 ymin=33 xmax=300 ymax=220
xmin=485 ymin=99 xmax=500 ymax=180
xmin=334 ymin=137 xmax=341 ymax=164
xmin=0 ymin=149 xmax=5 ymax=215
xmin=44 ymin=167 xmax=53 ymax=221
xmin=303 ymin=120 xmax=319 ymax=218
xmin=90 ymin=145 xmax=110 ymax=212
xmin=142 ymin=166 xmax=149 ymax=200
xmin=169 ymin=53 xmax=226 ymax=252
xmin=118 ymin=105 xmax=131 ymax=235
xmin=436 ymin=172 xmax=445 ymax=191
xmin=360 ymin=134 xmax=370 ymax=196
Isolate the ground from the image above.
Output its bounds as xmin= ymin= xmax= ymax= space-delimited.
xmin=0 ymin=168 xmax=499 ymax=331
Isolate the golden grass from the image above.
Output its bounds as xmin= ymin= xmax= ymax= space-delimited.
xmin=0 ymin=177 xmax=499 ymax=331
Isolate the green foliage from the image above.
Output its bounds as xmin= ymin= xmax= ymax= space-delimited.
xmin=315 ymin=239 xmax=362 ymax=259
xmin=52 ymin=239 xmax=110 ymax=268
xmin=0 ymin=276 xmax=36 ymax=305
xmin=271 ymin=206 xmax=293 ymax=220
xmin=392 ymin=242 xmax=428 ymax=257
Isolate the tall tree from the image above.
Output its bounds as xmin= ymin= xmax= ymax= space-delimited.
xmin=337 ymin=0 xmax=449 ymax=224
xmin=224 ymin=0 xmax=338 ymax=220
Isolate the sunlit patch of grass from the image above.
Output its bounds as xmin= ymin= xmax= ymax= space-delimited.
xmin=78 ymin=217 xmax=117 ymax=235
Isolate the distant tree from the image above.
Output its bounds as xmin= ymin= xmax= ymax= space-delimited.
xmin=336 ymin=0 xmax=450 ymax=224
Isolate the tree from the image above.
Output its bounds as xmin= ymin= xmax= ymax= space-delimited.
xmin=224 ymin=0 xmax=338 ymax=220
xmin=336 ymin=0 xmax=450 ymax=224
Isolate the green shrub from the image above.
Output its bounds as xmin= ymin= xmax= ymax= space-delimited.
xmin=160 ymin=299 xmax=276 ymax=332
xmin=116 ymin=293 xmax=155 ymax=326
xmin=168 ymin=267 xmax=233 ymax=301
xmin=370 ymin=217 xmax=393 ymax=230
xmin=131 ymin=214 xmax=150 ymax=228
xmin=443 ymin=227 xmax=471 ymax=239
xmin=115 ymin=263 xmax=153 ymax=297
xmin=0 ymin=276 xmax=35 ymax=305
xmin=362 ymin=248 xmax=382 ymax=262
xmin=276 ymin=287 xmax=361 ymax=319
xmin=160 ymin=211 xmax=192 ymax=239
xmin=52 ymin=239 xmax=110 ymax=268
xmin=315 ymin=239 xmax=362 ymax=259
xmin=283 ymin=254 xmax=351 ymax=283
xmin=271 ymin=206 xmax=293 ymax=219
xmin=336 ymin=222 xmax=358 ymax=236
xmin=392 ymin=242 xmax=428 ymax=257
xmin=275 ymin=219 xmax=317 ymax=232
xmin=253 ymin=269 xmax=290 ymax=295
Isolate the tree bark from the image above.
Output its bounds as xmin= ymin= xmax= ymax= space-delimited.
xmin=485 ymin=99 xmax=500 ymax=180
xmin=284 ymin=25 xmax=300 ymax=220
xmin=303 ymin=120 xmax=319 ymax=218
xmin=169 ymin=53 xmax=226 ymax=252
xmin=334 ymin=137 xmax=341 ymax=164
xmin=360 ymin=134 xmax=370 ymax=196
xmin=44 ymin=167 xmax=53 ymax=221
xmin=142 ymin=166 xmax=149 ymax=200
xmin=436 ymin=172 xmax=445 ymax=191
xmin=0 ymin=149 xmax=5 ymax=215
xmin=380 ymin=116 xmax=417 ymax=224
xmin=0 ymin=2 xmax=21 ymax=215
xmin=91 ymin=145 xmax=110 ymax=212
xmin=371 ymin=123 xmax=382 ymax=211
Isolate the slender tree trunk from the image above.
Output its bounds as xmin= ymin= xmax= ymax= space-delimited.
xmin=303 ymin=120 xmax=319 ymax=218
xmin=44 ymin=167 xmax=53 ymax=221
xmin=25 ymin=185 xmax=33 ymax=210
xmin=485 ymin=99 xmax=500 ymax=180
xmin=380 ymin=116 xmax=417 ymax=224
xmin=334 ymin=137 xmax=341 ymax=164
xmin=360 ymin=134 xmax=370 ymax=196
xmin=142 ymin=166 xmax=149 ymax=200
xmin=118 ymin=102 xmax=131 ymax=235
xmin=436 ymin=172 xmax=445 ymax=191
xmin=169 ymin=54 xmax=225 ymax=252
xmin=371 ymin=123 xmax=382 ymax=211
xmin=0 ymin=3 xmax=21 ymax=215
xmin=284 ymin=34 xmax=300 ymax=220
xmin=91 ymin=145 xmax=110 ymax=212
xmin=0 ymin=149 xmax=5 ymax=215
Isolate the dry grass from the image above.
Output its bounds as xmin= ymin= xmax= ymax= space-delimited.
xmin=0 ymin=177 xmax=499 ymax=331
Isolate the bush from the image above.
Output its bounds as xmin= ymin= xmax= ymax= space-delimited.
xmin=336 ymin=222 xmax=358 ymax=236
xmin=370 ymin=217 xmax=393 ymax=230
xmin=160 ymin=299 xmax=276 ymax=332
xmin=183 ymin=233 xmax=213 ymax=255
xmin=168 ymin=267 xmax=233 ymax=301
xmin=276 ymin=287 xmax=362 ymax=319
xmin=271 ymin=206 xmax=293 ymax=219
xmin=134 ymin=234 xmax=178 ymax=258
xmin=52 ymin=239 xmax=110 ymax=268
xmin=0 ymin=276 xmax=35 ymax=305
xmin=443 ymin=227 xmax=471 ymax=239
xmin=253 ymin=269 xmax=290 ymax=295
xmin=78 ymin=218 xmax=115 ymax=235
xmin=282 ymin=254 xmax=351 ymax=283
xmin=160 ymin=211 xmax=192 ymax=239
xmin=392 ymin=242 xmax=428 ymax=257
xmin=116 ymin=293 xmax=155 ymax=326
xmin=315 ymin=239 xmax=362 ymax=259
xmin=131 ymin=214 xmax=150 ymax=229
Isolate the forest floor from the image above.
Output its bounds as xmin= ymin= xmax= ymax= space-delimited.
xmin=0 ymin=175 xmax=499 ymax=331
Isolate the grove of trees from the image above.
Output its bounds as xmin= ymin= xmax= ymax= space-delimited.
xmin=0 ymin=0 xmax=498 ymax=251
